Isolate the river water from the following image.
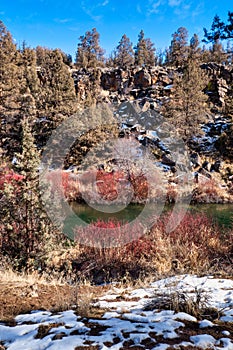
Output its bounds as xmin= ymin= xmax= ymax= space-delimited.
xmin=69 ymin=202 xmax=233 ymax=229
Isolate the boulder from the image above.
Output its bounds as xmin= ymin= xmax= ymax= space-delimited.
xmin=210 ymin=160 xmax=221 ymax=172
xmin=162 ymin=155 xmax=176 ymax=166
xmin=101 ymin=69 xmax=122 ymax=91
xmin=134 ymin=69 xmax=151 ymax=88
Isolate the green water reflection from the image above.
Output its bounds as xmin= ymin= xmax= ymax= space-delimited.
xmin=67 ymin=202 xmax=233 ymax=228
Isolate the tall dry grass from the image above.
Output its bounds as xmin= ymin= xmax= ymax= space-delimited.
xmin=45 ymin=211 xmax=233 ymax=284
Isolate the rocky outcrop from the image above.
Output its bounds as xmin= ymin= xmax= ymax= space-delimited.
xmin=68 ymin=64 xmax=233 ymax=202
xmin=71 ymin=63 xmax=233 ymax=108
xmin=134 ymin=69 xmax=152 ymax=88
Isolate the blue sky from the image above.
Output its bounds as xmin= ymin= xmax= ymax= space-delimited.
xmin=0 ymin=0 xmax=232 ymax=60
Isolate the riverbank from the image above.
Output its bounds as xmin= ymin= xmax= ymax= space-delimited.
xmin=0 ymin=273 xmax=233 ymax=350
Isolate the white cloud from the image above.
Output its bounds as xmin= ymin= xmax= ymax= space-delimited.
xmin=54 ymin=18 xmax=71 ymax=24
xmin=172 ymin=1 xmax=203 ymax=20
xmin=101 ymin=0 xmax=109 ymax=6
xmin=147 ymin=0 xmax=163 ymax=15
xmin=137 ymin=4 xmax=142 ymax=13
xmin=81 ymin=1 xmax=103 ymax=21
xmin=191 ymin=2 xmax=204 ymax=19
xmin=168 ymin=0 xmax=181 ymax=6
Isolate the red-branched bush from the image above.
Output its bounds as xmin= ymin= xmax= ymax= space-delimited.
xmin=0 ymin=167 xmax=24 ymax=192
xmin=46 ymin=169 xmax=152 ymax=204
xmin=73 ymin=217 xmax=144 ymax=250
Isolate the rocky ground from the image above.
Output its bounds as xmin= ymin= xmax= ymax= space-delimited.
xmin=0 ymin=274 xmax=233 ymax=349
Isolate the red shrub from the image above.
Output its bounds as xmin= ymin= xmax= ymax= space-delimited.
xmin=0 ymin=167 xmax=24 ymax=195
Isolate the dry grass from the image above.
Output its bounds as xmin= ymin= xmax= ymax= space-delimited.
xmin=0 ymin=269 xmax=110 ymax=322
xmin=43 ymin=211 xmax=233 ymax=285
xmin=144 ymin=288 xmax=221 ymax=321
xmin=0 ymin=269 xmax=57 ymax=286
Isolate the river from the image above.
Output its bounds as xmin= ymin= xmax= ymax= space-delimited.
xmin=68 ymin=202 xmax=233 ymax=229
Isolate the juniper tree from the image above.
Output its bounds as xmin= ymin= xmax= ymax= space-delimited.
xmin=209 ymin=39 xmax=226 ymax=64
xmin=168 ymin=27 xmax=189 ymax=67
xmin=189 ymin=34 xmax=202 ymax=61
xmin=0 ymin=118 xmax=54 ymax=269
xmin=75 ymin=28 xmax=105 ymax=69
xmin=134 ymin=30 xmax=156 ymax=66
xmin=114 ymin=34 xmax=134 ymax=68
xmin=34 ymin=48 xmax=77 ymax=148
xmin=226 ymin=40 xmax=233 ymax=64
xmin=0 ymin=21 xmax=23 ymax=158
xmin=38 ymin=49 xmax=76 ymax=116
xmin=162 ymin=59 xmax=209 ymax=141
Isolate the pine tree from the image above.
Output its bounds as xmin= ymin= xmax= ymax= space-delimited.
xmin=75 ymin=28 xmax=105 ymax=69
xmin=0 ymin=118 xmax=52 ymax=269
xmin=134 ymin=30 xmax=156 ymax=66
xmin=163 ymin=59 xmax=209 ymax=140
xmin=203 ymin=13 xmax=232 ymax=42
xmin=38 ymin=49 xmax=76 ymax=117
xmin=209 ymin=39 xmax=226 ymax=64
xmin=168 ymin=27 xmax=189 ymax=67
xmin=189 ymin=33 xmax=202 ymax=61
xmin=135 ymin=30 xmax=147 ymax=66
xmin=114 ymin=34 xmax=134 ymax=68
xmin=0 ymin=21 xmax=23 ymax=158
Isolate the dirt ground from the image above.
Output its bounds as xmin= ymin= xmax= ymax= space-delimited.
xmin=0 ymin=272 xmax=110 ymax=323
xmin=0 ymin=281 xmax=75 ymax=323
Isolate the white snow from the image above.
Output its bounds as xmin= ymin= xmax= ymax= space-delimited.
xmin=0 ymin=275 xmax=232 ymax=350
xmin=199 ymin=319 xmax=214 ymax=328
xmin=190 ymin=334 xmax=216 ymax=348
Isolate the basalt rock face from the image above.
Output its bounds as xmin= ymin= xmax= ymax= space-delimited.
xmin=201 ymin=62 xmax=233 ymax=107
xmin=69 ymin=64 xmax=233 ymax=203
xmin=72 ymin=66 xmax=174 ymax=105
xmin=71 ymin=63 xmax=233 ymax=108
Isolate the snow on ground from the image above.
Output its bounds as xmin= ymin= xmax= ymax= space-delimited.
xmin=0 ymin=274 xmax=233 ymax=349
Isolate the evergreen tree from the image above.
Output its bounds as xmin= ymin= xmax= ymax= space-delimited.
xmin=0 ymin=21 xmax=22 ymax=158
xmin=203 ymin=12 xmax=233 ymax=42
xmin=145 ymin=38 xmax=156 ymax=66
xmin=35 ymin=45 xmax=47 ymax=66
xmin=168 ymin=27 xmax=189 ymax=67
xmin=0 ymin=119 xmax=52 ymax=269
xmin=200 ymin=44 xmax=212 ymax=63
xmin=34 ymin=49 xmax=77 ymax=148
xmin=163 ymin=59 xmax=209 ymax=140
xmin=114 ymin=34 xmax=134 ymax=68
xmin=134 ymin=30 xmax=146 ymax=66
xmin=38 ymin=49 xmax=76 ymax=118
xmin=209 ymin=39 xmax=226 ymax=64
xmin=19 ymin=45 xmax=40 ymax=97
xmin=189 ymin=33 xmax=201 ymax=61
xmin=226 ymin=40 xmax=233 ymax=64
xmin=75 ymin=28 xmax=105 ymax=69
xmin=134 ymin=30 xmax=156 ymax=66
